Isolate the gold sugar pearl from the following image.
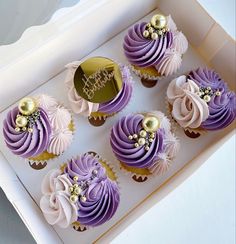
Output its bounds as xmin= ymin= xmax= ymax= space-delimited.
xmin=133 ymin=134 xmax=138 ymax=139
xmin=151 ymin=32 xmax=158 ymax=40
xmin=73 ymin=183 xmax=79 ymax=188
xmin=149 ymin=138 xmax=154 ymax=143
xmin=139 ymin=130 xmax=147 ymax=138
xmin=22 ymin=127 xmax=27 ymax=131
xmin=138 ymin=138 xmax=146 ymax=146
xmin=15 ymin=127 xmax=20 ymax=132
xmin=143 ymin=30 xmax=149 ymax=38
xmin=204 ymin=95 xmax=211 ymax=103
xmin=74 ymin=187 xmax=82 ymax=195
xmin=151 ymin=14 xmax=167 ymax=29
xmin=18 ymin=97 xmax=37 ymax=116
xmin=70 ymin=195 xmax=78 ymax=203
xmin=73 ymin=175 xmax=79 ymax=181
xmin=146 ymin=23 xmax=151 ymax=28
xmin=28 ymin=128 xmax=33 ymax=133
xmin=216 ymin=91 xmax=221 ymax=96
xmin=145 ymin=146 xmax=150 ymax=151
xmin=158 ymin=30 xmax=163 ymax=35
xmin=80 ymin=196 xmax=87 ymax=202
xmin=148 ymin=27 xmax=154 ymax=33
xmin=128 ymin=135 xmax=133 ymax=140
xmin=15 ymin=115 xmax=28 ymax=128
xmin=150 ymin=133 xmax=155 ymax=139
xmin=134 ymin=143 xmax=139 ymax=148
xmin=142 ymin=116 xmax=160 ymax=133
xmin=69 ymin=186 xmax=74 ymax=193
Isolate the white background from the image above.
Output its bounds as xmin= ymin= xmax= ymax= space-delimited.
xmin=0 ymin=0 xmax=235 ymax=243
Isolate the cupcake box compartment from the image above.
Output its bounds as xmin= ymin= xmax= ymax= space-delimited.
xmin=0 ymin=0 xmax=235 ymax=243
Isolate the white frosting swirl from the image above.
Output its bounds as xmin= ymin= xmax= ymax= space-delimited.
xmin=48 ymin=129 xmax=73 ymax=155
xmin=40 ymin=169 xmax=77 ymax=228
xmin=65 ymin=62 xmax=99 ymax=116
xmin=172 ymin=31 xmax=188 ymax=54
xmin=166 ymin=15 xmax=177 ymax=31
xmin=155 ymin=49 xmax=182 ymax=76
xmin=36 ymin=94 xmax=58 ymax=110
xmin=167 ymin=75 xmax=209 ymax=128
xmin=48 ymin=106 xmax=71 ymax=130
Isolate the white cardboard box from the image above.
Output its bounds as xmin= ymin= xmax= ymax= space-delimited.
xmin=0 ymin=0 xmax=235 ymax=243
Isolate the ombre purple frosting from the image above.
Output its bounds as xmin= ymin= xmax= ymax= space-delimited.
xmin=3 ymin=107 xmax=51 ymax=158
xmin=123 ymin=22 xmax=173 ymax=67
xmin=98 ymin=65 xmax=133 ymax=114
xmin=188 ymin=67 xmax=236 ymax=130
xmin=201 ymin=91 xmax=236 ymax=130
xmin=110 ymin=114 xmax=164 ymax=168
xmin=65 ymin=154 xmax=120 ymax=227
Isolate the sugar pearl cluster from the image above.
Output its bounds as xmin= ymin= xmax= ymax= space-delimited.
xmin=69 ymin=169 xmax=98 ymax=203
xmin=196 ymin=86 xmax=221 ymax=103
xmin=143 ymin=14 xmax=169 ymax=40
xmin=15 ymin=97 xmax=40 ymax=133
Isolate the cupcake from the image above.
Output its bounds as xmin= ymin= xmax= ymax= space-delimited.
xmin=3 ymin=95 xmax=74 ymax=169
xmin=65 ymin=57 xmax=133 ymax=126
xmin=123 ymin=14 xmax=188 ymax=87
xmin=110 ymin=111 xmax=179 ymax=182
xmin=40 ymin=153 xmax=120 ymax=231
xmin=167 ymin=67 xmax=236 ymax=138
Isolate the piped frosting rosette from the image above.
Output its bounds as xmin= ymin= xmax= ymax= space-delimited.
xmin=110 ymin=111 xmax=179 ymax=182
xmin=123 ymin=14 xmax=188 ymax=84
xmin=40 ymin=153 xmax=120 ymax=230
xmin=167 ymin=67 xmax=236 ymax=137
xmin=65 ymin=57 xmax=133 ymax=124
xmin=3 ymin=94 xmax=74 ymax=168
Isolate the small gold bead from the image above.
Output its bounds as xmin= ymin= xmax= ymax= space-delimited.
xmin=15 ymin=127 xmax=20 ymax=132
xmin=133 ymin=134 xmax=138 ymax=139
xmin=151 ymin=32 xmax=158 ymax=40
xmin=73 ymin=175 xmax=78 ymax=181
xmin=28 ymin=128 xmax=33 ymax=133
xmin=22 ymin=127 xmax=27 ymax=131
xmin=92 ymin=169 xmax=98 ymax=175
xmin=145 ymin=146 xmax=150 ymax=151
xmin=146 ymin=23 xmax=151 ymax=28
xmin=148 ymin=27 xmax=154 ymax=33
xmin=207 ymin=86 xmax=211 ymax=90
xmin=143 ymin=30 xmax=149 ymax=38
xmin=139 ymin=130 xmax=147 ymax=138
xmin=15 ymin=115 xmax=28 ymax=128
xmin=69 ymin=186 xmax=74 ymax=193
xmin=215 ymin=91 xmax=221 ymax=96
xmin=74 ymin=187 xmax=82 ymax=195
xmin=80 ymin=196 xmax=87 ymax=202
xmin=134 ymin=143 xmax=139 ymax=148
xmin=138 ymin=138 xmax=146 ymax=146
xmin=158 ymin=30 xmax=163 ymax=35
xmin=70 ymin=195 xmax=78 ymax=203
xmin=128 ymin=135 xmax=133 ymax=140
xmin=162 ymin=28 xmax=166 ymax=33
xmin=204 ymin=95 xmax=211 ymax=103
xmin=73 ymin=183 xmax=78 ymax=188
xmin=149 ymin=138 xmax=154 ymax=143
xmin=150 ymin=133 xmax=155 ymax=139
xmin=205 ymin=90 xmax=209 ymax=94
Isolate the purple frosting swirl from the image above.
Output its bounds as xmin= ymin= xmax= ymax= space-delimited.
xmin=202 ymin=91 xmax=236 ymax=130
xmin=3 ymin=107 xmax=51 ymax=158
xmin=110 ymin=114 xmax=164 ymax=168
xmin=123 ymin=22 xmax=173 ymax=67
xmin=65 ymin=154 xmax=120 ymax=227
xmin=188 ymin=67 xmax=228 ymax=92
xmin=98 ymin=65 xmax=133 ymax=114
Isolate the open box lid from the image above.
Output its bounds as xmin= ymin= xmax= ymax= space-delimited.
xmin=0 ymin=0 xmax=235 ymax=243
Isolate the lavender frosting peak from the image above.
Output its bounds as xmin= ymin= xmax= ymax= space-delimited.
xmin=98 ymin=64 xmax=133 ymax=114
xmin=123 ymin=22 xmax=173 ymax=67
xmin=3 ymin=107 xmax=51 ymax=158
xmin=65 ymin=154 xmax=120 ymax=227
xmin=110 ymin=114 xmax=164 ymax=168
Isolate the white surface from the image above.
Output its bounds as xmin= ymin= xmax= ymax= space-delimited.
xmin=112 ymin=135 xmax=236 ymax=244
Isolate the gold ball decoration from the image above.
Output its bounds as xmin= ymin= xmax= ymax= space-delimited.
xmin=139 ymin=130 xmax=147 ymax=138
xmin=28 ymin=128 xmax=33 ymax=133
xmin=151 ymin=33 xmax=158 ymax=40
xmin=128 ymin=135 xmax=133 ymax=140
xmin=145 ymin=146 xmax=150 ymax=151
xmin=73 ymin=175 xmax=79 ymax=181
xmin=70 ymin=195 xmax=78 ymax=203
xmin=15 ymin=127 xmax=20 ymax=132
xmin=18 ymin=97 xmax=37 ymax=116
xmin=80 ymin=196 xmax=87 ymax=202
xmin=74 ymin=187 xmax=82 ymax=195
xmin=138 ymin=138 xmax=146 ymax=146
xmin=151 ymin=14 xmax=167 ymax=29
xmin=204 ymin=95 xmax=211 ymax=103
xmin=142 ymin=116 xmax=160 ymax=133
xmin=215 ymin=91 xmax=221 ymax=96
xmin=69 ymin=186 xmax=74 ymax=193
xmin=15 ymin=115 xmax=28 ymax=128
xmin=143 ymin=30 xmax=149 ymax=38
xmin=134 ymin=143 xmax=139 ymax=148
xmin=133 ymin=134 xmax=138 ymax=139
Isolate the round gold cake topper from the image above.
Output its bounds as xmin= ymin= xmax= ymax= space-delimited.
xmin=74 ymin=57 xmax=123 ymax=103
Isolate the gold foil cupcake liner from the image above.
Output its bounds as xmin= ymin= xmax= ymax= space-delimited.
xmin=130 ymin=64 xmax=162 ymax=81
